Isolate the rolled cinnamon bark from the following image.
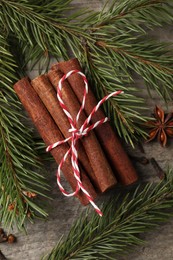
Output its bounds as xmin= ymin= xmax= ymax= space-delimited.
xmin=31 ymin=75 xmax=95 ymax=188
xmin=55 ymin=58 xmax=138 ymax=185
xmin=14 ymin=77 xmax=97 ymax=205
xmin=48 ymin=69 xmax=117 ymax=192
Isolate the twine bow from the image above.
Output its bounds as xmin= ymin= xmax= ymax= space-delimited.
xmin=46 ymin=70 xmax=123 ymax=216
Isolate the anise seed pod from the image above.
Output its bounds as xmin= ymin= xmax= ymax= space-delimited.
xmin=155 ymin=106 xmax=164 ymax=122
xmin=167 ymin=121 xmax=173 ymax=127
xmin=146 ymin=106 xmax=173 ymax=146
xmin=165 ymin=128 xmax=173 ymax=136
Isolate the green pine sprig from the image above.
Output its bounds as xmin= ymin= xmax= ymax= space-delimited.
xmin=44 ymin=170 xmax=173 ymax=260
xmin=0 ymin=30 xmax=48 ymax=230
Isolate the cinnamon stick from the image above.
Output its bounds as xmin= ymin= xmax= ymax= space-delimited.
xmin=55 ymin=58 xmax=138 ymax=185
xmin=14 ymin=77 xmax=97 ymax=205
xmin=48 ymin=69 xmax=117 ymax=192
xmin=31 ymin=75 xmax=95 ymax=188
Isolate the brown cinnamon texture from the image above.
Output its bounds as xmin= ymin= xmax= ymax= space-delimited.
xmin=48 ymin=69 xmax=117 ymax=192
xmin=31 ymin=75 xmax=95 ymax=186
xmin=55 ymin=58 xmax=138 ymax=185
xmin=13 ymin=77 xmax=97 ymax=205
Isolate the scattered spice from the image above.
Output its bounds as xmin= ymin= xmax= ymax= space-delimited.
xmin=7 ymin=234 xmax=16 ymax=244
xmin=150 ymin=158 xmax=165 ymax=179
xmin=146 ymin=106 xmax=173 ymax=146
xmin=0 ymin=228 xmax=7 ymax=243
xmin=129 ymin=155 xmax=149 ymax=165
xmin=0 ymin=228 xmax=16 ymax=245
xmin=0 ymin=235 xmax=7 ymax=243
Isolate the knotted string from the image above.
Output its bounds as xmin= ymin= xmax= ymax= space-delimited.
xmin=46 ymin=70 xmax=123 ymax=216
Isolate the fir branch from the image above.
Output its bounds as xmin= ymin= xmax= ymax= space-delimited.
xmin=0 ymin=0 xmax=91 ymax=63
xmin=95 ymin=39 xmax=173 ymax=100
xmin=90 ymin=0 xmax=173 ymax=29
xmin=82 ymin=42 xmax=148 ymax=145
xmin=0 ymin=32 xmax=48 ymax=229
xmin=1 ymin=0 xmax=173 ymax=145
xmin=69 ymin=0 xmax=173 ymax=144
xmin=44 ymin=170 xmax=173 ymax=260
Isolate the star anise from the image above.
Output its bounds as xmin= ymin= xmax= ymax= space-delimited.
xmin=146 ymin=106 xmax=173 ymax=146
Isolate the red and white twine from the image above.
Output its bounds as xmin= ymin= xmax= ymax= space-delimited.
xmin=46 ymin=70 xmax=123 ymax=216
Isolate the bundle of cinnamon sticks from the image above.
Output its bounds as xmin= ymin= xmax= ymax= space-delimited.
xmin=14 ymin=58 xmax=138 ymax=206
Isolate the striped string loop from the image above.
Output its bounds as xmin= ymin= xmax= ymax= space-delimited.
xmin=46 ymin=70 xmax=123 ymax=216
